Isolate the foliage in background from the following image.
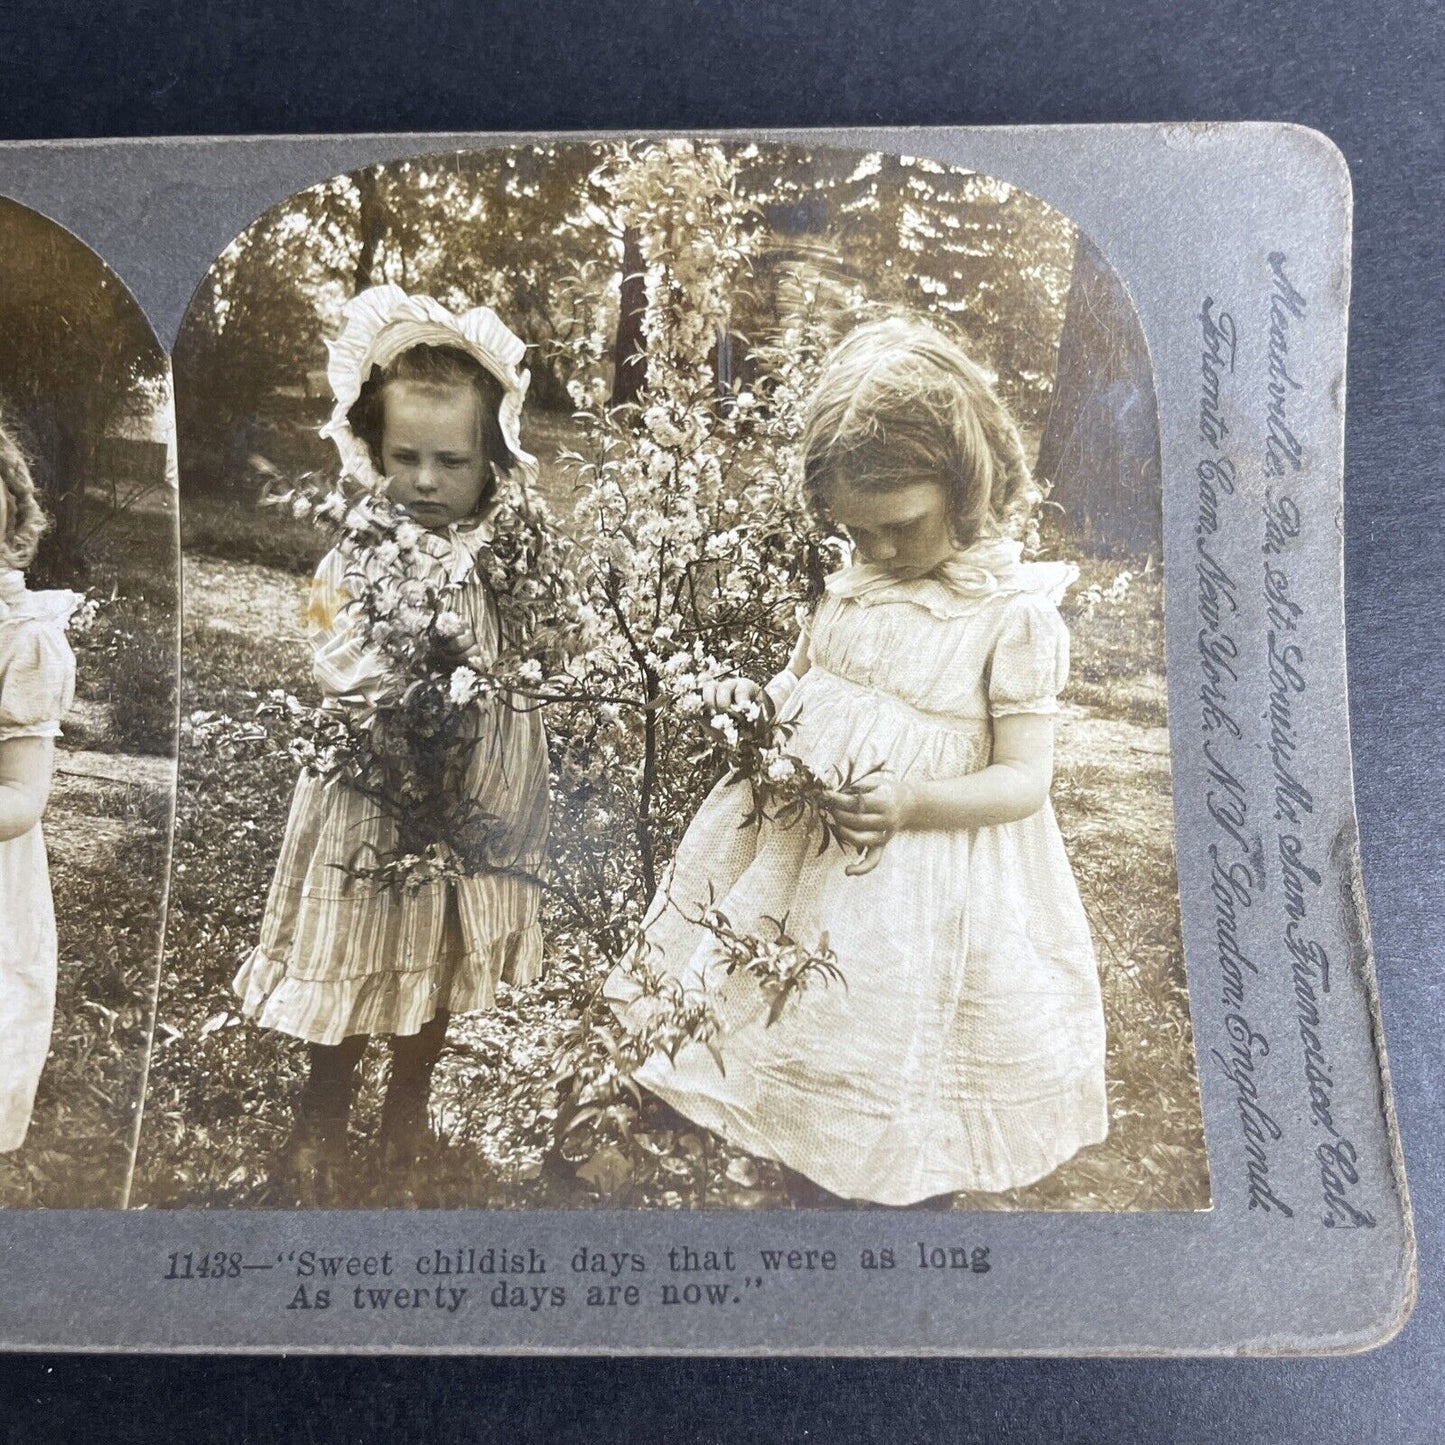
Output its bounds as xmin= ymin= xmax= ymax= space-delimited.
xmin=0 ymin=199 xmax=170 ymax=587
xmin=172 ymin=143 xmax=1076 ymax=497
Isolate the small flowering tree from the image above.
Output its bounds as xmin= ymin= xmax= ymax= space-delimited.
xmin=533 ymin=141 xmax=876 ymax=1185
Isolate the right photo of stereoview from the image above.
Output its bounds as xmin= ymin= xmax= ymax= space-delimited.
xmin=137 ymin=140 xmax=1210 ymax=1212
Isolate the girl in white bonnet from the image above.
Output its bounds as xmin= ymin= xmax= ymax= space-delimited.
xmin=234 ymin=286 xmax=550 ymax=1203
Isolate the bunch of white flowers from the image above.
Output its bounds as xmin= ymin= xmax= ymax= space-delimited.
xmin=448 ymin=665 xmax=483 ymax=706
xmin=1078 ymin=568 xmax=1136 ymax=620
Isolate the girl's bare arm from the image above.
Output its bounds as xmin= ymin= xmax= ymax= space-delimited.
xmin=901 ymin=712 xmax=1054 ymax=829
xmin=0 ymin=736 xmax=55 ymax=842
xmin=780 ymin=629 xmax=812 ymax=682
xmin=831 ymin=714 xmax=1055 ymax=874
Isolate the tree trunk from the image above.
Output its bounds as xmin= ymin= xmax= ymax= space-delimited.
xmin=354 ymin=169 xmax=389 ymax=295
xmin=1036 ymin=232 xmax=1162 ymax=559
xmin=30 ymin=398 xmax=90 ymax=587
xmin=611 ymin=226 xmax=648 ymax=407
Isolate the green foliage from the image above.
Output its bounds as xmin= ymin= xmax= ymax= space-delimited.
xmin=0 ymin=200 xmax=169 ymax=586
xmin=173 ymin=141 xmax=1077 ymax=496
xmin=732 ymin=146 xmax=1076 ymax=432
xmin=173 ymin=150 xmax=608 ymax=496
xmin=1060 ymin=557 xmax=1169 ymax=728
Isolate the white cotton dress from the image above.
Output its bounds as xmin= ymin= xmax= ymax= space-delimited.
xmin=0 ymin=569 xmax=78 ymax=1152
xmin=234 ymin=526 xmax=549 ymax=1046
xmin=611 ymin=539 xmax=1108 ymax=1205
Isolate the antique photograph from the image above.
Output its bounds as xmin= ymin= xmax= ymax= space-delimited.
xmin=0 ymin=197 xmax=177 ymax=1207
xmin=135 ymin=139 xmax=1208 ymax=1212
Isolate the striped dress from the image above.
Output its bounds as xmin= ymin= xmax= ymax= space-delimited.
xmin=233 ymin=529 xmax=549 ymax=1045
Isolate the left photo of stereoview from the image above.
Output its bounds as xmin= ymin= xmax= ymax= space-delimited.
xmin=0 ymin=198 xmax=177 ymax=1207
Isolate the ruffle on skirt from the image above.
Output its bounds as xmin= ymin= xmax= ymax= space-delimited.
xmin=634 ymin=1049 xmax=1107 ymax=1203
xmin=234 ymin=922 xmax=543 ymax=1046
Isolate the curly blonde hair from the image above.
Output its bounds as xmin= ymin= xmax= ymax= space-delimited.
xmin=0 ymin=415 xmax=48 ymax=569
xmin=800 ymin=315 xmax=1040 ymax=548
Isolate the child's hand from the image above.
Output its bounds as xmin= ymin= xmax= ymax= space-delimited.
xmin=828 ymin=775 xmax=908 ymax=877
xmin=438 ymin=621 xmax=484 ymax=666
xmin=702 ymin=676 xmax=771 ymax=723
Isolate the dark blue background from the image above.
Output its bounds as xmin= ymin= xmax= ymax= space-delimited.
xmin=0 ymin=1 xmax=1440 ymax=1439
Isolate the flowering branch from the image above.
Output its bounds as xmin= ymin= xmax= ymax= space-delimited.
xmin=695 ymin=703 xmax=883 ymax=856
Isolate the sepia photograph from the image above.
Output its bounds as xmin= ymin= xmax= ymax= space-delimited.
xmin=135 ymin=139 xmax=1208 ymax=1213
xmin=0 ymin=197 xmax=177 ymax=1207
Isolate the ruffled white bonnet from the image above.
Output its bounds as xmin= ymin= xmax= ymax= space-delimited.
xmin=319 ymin=284 xmax=539 ymax=494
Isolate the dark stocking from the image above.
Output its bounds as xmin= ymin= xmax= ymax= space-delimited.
xmin=380 ymin=1012 xmax=449 ymax=1166
xmin=283 ymin=1034 xmax=367 ymax=1205
xmin=298 ymin=1036 xmax=367 ymax=1136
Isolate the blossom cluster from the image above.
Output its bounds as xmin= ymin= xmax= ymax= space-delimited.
xmin=67 ymin=593 xmax=105 ymax=636
xmin=694 ymin=903 xmax=846 ymax=1029
xmin=539 ymin=934 xmax=723 ymax=1188
xmin=183 ymin=708 xmax=270 ymax=760
xmin=248 ymin=474 xmax=575 ymax=891
xmin=1077 ymin=568 xmax=1134 ymax=619
xmin=699 ymin=705 xmax=881 ymax=857
xmin=547 ymin=141 xmax=840 ymax=911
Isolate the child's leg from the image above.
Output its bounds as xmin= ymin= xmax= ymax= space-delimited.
xmin=379 ymin=1010 xmax=449 ymax=1163
xmin=278 ymin=1034 xmax=367 ymax=1206
xmin=294 ymin=1035 xmax=368 ymax=1145
xmin=380 ymin=884 xmax=462 ymax=1164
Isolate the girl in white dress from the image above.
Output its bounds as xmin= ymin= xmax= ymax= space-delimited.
xmin=0 ymin=419 xmax=78 ymax=1152
xmin=234 ymin=287 xmax=549 ymax=1199
xmin=615 ymin=316 xmax=1108 ymax=1206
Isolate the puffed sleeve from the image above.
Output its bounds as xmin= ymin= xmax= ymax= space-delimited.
xmin=0 ymin=618 xmax=77 ymax=741
xmin=987 ymin=591 xmax=1070 ymax=717
xmin=306 ymin=548 xmax=390 ymax=703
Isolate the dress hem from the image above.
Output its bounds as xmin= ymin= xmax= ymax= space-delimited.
xmin=635 ymin=1061 xmax=1109 ymax=1205
xmin=233 ymin=926 xmax=544 ymax=1046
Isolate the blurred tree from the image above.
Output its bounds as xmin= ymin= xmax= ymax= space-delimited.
xmin=174 ymin=142 xmax=1101 ymax=528
xmin=173 ymin=176 xmax=357 ymax=494
xmin=353 ymin=168 xmax=390 ymax=293
xmin=733 ymin=146 xmax=1076 ymax=437
xmin=0 ymin=198 xmax=167 ymax=585
xmin=1036 ymin=232 xmax=1162 ymax=558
